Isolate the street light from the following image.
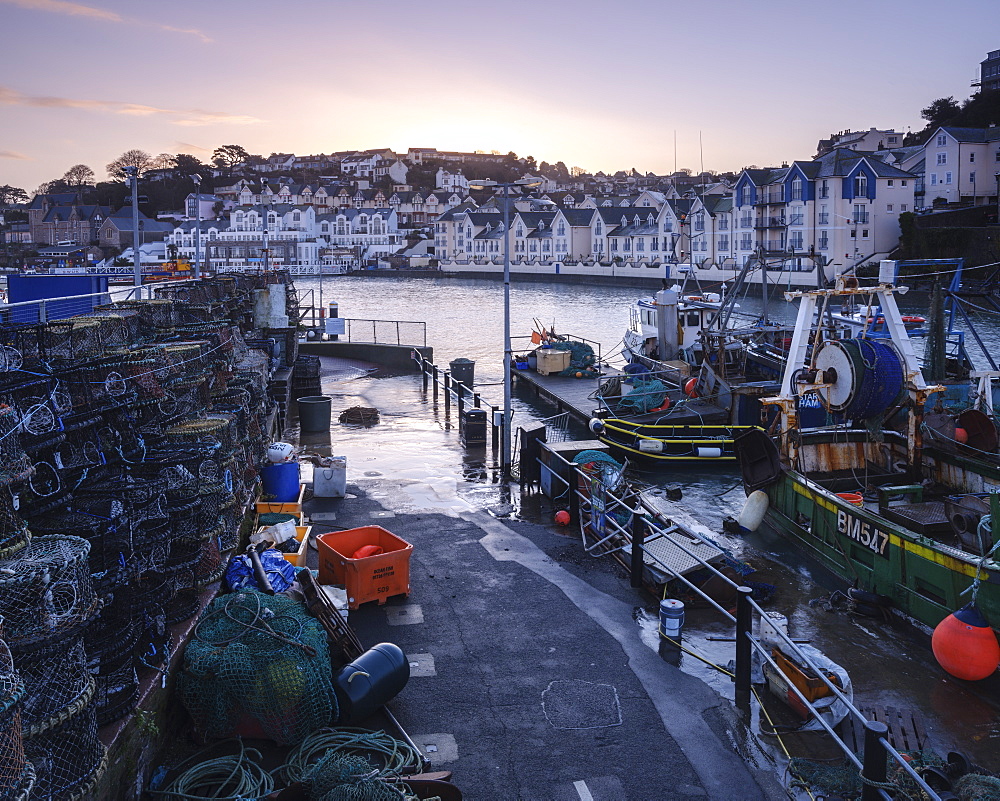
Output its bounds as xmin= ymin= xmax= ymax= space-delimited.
xmin=192 ymin=174 xmax=202 ymax=279
xmin=124 ymin=166 xmax=141 ymax=288
xmin=467 ymin=177 xmax=542 ymax=478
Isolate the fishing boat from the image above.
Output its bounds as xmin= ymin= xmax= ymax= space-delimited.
xmin=734 ymin=263 xmax=1000 ymax=634
xmin=623 ymin=288 xmax=726 ymax=367
xmin=588 ymin=417 xmax=760 ymax=463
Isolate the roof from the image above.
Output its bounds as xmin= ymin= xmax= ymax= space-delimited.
xmin=937 ymin=126 xmax=1000 ymax=143
xmin=558 ymin=209 xmax=596 ymax=226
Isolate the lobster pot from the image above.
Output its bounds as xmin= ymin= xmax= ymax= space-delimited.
xmin=42 ymin=318 xmax=104 ymax=365
xmin=14 ymin=632 xmax=92 ymax=738
xmin=81 ymin=312 xmax=140 ymax=350
xmin=194 ymin=527 xmax=225 ymax=586
xmin=9 ymin=325 xmax=45 ymax=369
xmin=133 ymin=571 xmax=172 ymax=669
xmin=0 ymin=405 xmax=31 ymax=489
xmin=132 ymin=518 xmax=171 ymax=575
xmin=167 ymin=587 xmax=202 ymax=625
xmin=0 ymin=635 xmax=31 ymax=800
xmin=168 ymin=496 xmax=203 ymax=543
xmin=164 ymin=415 xmax=238 ymax=456
xmin=0 ymin=536 xmax=96 ymax=646
xmin=28 ymin=509 xmax=130 ymax=595
xmin=217 ymin=498 xmax=243 ymax=552
xmin=85 ymin=613 xmax=138 ymax=728
xmin=118 ymin=352 xmax=165 ymax=400
xmin=197 ymin=482 xmax=228 ymax=531
xmin=23 ymin=701 xmax=106 ymax=801
xmin=0 ymin=486 xmax=30 ymax=560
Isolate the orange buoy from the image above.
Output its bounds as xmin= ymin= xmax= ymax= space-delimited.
xmin=684 ymin=378 xmax=699 ymax=398
xmin=352 ymin=544 xmax=384 ymax=559
xmin=554 ymin=510 xmax=571 ymax=526
xmin=931 ymin=604 xmax=1000 ymax=681
xmin=954 ymin=427 xmax=968 ymax=444
xmin=650 ymin=397 xmax=672 ymax=413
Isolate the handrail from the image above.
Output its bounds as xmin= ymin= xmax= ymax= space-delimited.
xmin=536 ymin=442 xmax=942 ymax=801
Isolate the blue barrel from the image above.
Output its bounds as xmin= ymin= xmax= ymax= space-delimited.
xmin=261 ymin=462 xmax=300 ymax=502
xmin=659 ymin=599 xmax=685 ymax=638
xmin=334 ymin=643 xmax=410 ymax=724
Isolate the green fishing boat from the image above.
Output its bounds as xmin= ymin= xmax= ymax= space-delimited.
xmin=734 ymin=269 xmax=1000 ymax=634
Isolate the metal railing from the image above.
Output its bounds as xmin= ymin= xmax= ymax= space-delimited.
xmin=534 ymin=444 xmax=942 ymax=801
xmin=411 ymin=351 xmax=502 ymax=449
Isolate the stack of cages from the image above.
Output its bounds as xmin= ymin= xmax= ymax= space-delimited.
xmin=0 ymin=621 xmax=34 ymax=800
xmin=0 ymin=271 xmax=284 ymax=769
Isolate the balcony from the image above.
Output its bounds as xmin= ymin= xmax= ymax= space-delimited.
xmin=818 ymin=214 xmax=829 ymax=225
xmin=853 ymin=213 xmax=870 ymax=224
xmin=753 ymin=192 xmax=786 ymax=206
xmin=755 ymin=216 xmax=787 ymax=229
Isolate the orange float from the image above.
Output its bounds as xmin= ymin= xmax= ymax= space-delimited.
xmin=554 ymin=510 xmax=571 ymax=526
xmin=352 ymin=544 xmax=384 ymax=559
xmin=684 ymin=378 xmax=699 ymax=398
xmin=931 ymin=604 xmax=1000 ymax=681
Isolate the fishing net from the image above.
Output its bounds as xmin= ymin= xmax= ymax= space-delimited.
xmin=617 ymin=377 xmax=669 ymax=414
xmin=788 ymin=750 xmax=949 ymax=800
xmin=178 ymin=588 xmax=338 ymax=745
xmin=956 ymin=774 xmax=1000 ymax=800
xmin=544 ymin=341 xmax=599 ymax=377
xmin=0 ymin=535 xmax=96 ymax=646
xmin=15 ymin=632 xmax=94 ymax=738
xmin=304 ymin=753 xmax=410 ymax=801
xmin=23 ymin=700 xmax=106 ymax=801
xmin=0 ymin=634 xmax=33 ymax=800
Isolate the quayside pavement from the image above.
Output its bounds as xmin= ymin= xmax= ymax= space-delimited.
xmin=305 ymin=482 xmax=786 ymax=800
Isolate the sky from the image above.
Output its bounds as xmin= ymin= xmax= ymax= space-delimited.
xmin=0 ymin=0 xmax=997 ymax=193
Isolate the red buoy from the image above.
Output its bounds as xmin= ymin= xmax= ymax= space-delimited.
xmin=554 ymin=510 xmax=571 ymax=526
xmin=954 ymin=427 xmax=968 ymax=444
xmin=684 ymin=378 xmax=699 ymax=398
xmin=931 ymin=604 xmax=1000 ymax=681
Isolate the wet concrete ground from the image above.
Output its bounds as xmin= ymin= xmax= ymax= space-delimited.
xmin=293 ymin=356 xmax=1000 ymax=796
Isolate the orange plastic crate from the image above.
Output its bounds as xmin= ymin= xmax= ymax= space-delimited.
xmin=317 ymin=526 xmax=412 ymax=609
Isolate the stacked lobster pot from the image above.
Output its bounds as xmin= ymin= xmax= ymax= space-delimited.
xmin=0 ymin=623 xmax=34 ymax=799
xmin=0 ymin=271 xmax=295 ymax=787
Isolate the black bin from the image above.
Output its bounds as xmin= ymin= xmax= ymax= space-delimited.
xmin=449 ymin=358 xmax=475 ymax=389
xmin=461 ymin=408 xmax=488 ymax=445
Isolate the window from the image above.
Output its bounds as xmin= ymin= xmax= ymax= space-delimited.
xmin=818 ymin=232 xmax=829 ymax=250
xmin=888 ymin=136 xmax=898 ymax=144
xmin=970 ymin=152 xmax=976 ymax=163
xmin=740 ymin=234 xmax=753 ymax=250
xmin=557 ymin=222 xmax=565 ymax=236
xmin=971 ymin=172 xmax=977 ymax=183
xmin=854 ymin=174 xmax=868 ymax=196
xmin=790 ymin=231 xmax=803 ymax=249
xmin=937 ymin=134 xmax=947 ymax=146
xmin=636 ymin=238 xmax=645 ymax=252
xmin=719 ymin=235 xmax=729 ymax=251
xmin=651 ymin=239 xmax=659 ymax=251
xmin=887 ymin=204 xmax=893 ymax=211
xmin=820 ymin=180 xmax=829 ymax=199
xmin=930 ymin=174 xmax=938 ymax=186
xmin=611 ymin=240 xmax=618 ymax=251
xmin=901 ymin=204 xmax=908 ymax=212
xmin=791 ymin=177 xmax=803 ymax=201
xmin=902 ymin=180 xmax=907 ymax=186
xmin=888 ymin=180 xmax=894 ymax=186
xmin=937 ymin=153 xmax=947 ymax=165
xmin=663 ymin=221 xmax=673 ymax=232
xmin=623 ymin=239 xmax=631 ymax=251
xmin=543 ymin=241 xmax=550 ymax=252
xmin=741 ymin=186 xmax=752 ymax=205
xmin=596 ymin=222 xmax=602 ymax=235
xmin=853 ymin=204 xmax=867 ymax=224
xmin=945 ymin=172 xmax=953 ymax=184
xmin=718 ymin=217 xmax=728 ymax=230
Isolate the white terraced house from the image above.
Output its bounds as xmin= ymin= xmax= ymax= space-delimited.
xmin=921 ymin=126 xmax=1000 ymax=207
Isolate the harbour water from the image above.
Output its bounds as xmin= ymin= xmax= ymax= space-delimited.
xmin=293 ymin=274 xmax=1000 ymax=775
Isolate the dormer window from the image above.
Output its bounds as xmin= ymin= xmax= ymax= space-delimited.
xmin=854 ymin=174 xmax=868 ymax=196
xmin=791 ymin=176 xmax=802 ymax=201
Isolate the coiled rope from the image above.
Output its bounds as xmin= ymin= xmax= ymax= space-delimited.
xmin=148 ymin=739 xmax=275 ymax=800
xmin=276 ymin=727 xmax=424 ymax=785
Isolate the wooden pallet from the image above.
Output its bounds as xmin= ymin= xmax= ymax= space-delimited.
xmin=840 ymin=705 xmax=929 ymax=755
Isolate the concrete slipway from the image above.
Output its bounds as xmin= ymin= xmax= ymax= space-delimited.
xmin=305 ymin=480 xmax=786 ymax=800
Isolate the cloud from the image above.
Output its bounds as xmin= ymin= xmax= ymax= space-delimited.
xmin=0 ymin=150 xmax=31 ymax=160
xmin=174 ymin=142 xmax=214 ymax=155
xmin=0 ymin=0 xmax=212 ymax=42
xmin=0 ymin=86 xmax=262 ymax=126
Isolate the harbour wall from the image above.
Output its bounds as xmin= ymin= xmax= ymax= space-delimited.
xmin=298 ymin=340 xmax=432 ymax=371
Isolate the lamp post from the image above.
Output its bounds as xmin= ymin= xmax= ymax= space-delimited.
xmin=125 ymin=166 xmax=141 ymax=288
xmin=192 ymin=174 xmax=202 ymax=279
xmin=467 ymin=177 xmax=542 ymax=479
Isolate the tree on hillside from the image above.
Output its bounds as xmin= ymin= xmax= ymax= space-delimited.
xmin=921 ymin=97 xmax=962 ymax=128
xmin=212 ymin=145 xmax=250 ymax=172
xmin=62 ymin=164 xmax=94 ymax=187
xmin=174 ymin=154 xmax=206 ymax=177
xmin=0 ymin=185 xmax=30 ymax=205
xmin=106 ymin=149 xmax=153 ymax=181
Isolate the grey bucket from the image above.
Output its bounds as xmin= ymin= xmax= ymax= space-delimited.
xmin=449 ymin=358 xmax=475 ymax=388
xmin=659 ymin=599 xmax=685 ymax=637
xmin=298 ymin=395 xmax=332 ymax=432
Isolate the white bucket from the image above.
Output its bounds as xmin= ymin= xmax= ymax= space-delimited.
xmin=314 ymin=457 xmax=347 ymax=498
xmin=659 ymin=599 xmax=685 ymax=638
xmin=759 ymin=611 xmax=788 ymax=649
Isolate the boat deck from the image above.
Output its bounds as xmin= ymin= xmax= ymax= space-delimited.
xmin=512 ymin=367 xmax=728 ymax=427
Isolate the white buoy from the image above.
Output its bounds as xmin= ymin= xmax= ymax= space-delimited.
xmin=659 ymin=599 xmax=685 ymax=638
xmin=737 ymin=490 xmax=769 ymax=532
xmin=696 ymin=447 xmax=723 ymax=458
xmin=588 ymin=418 xmax=605 ymax=435
xmin=267 ymin=441 xmax=295 ymax=463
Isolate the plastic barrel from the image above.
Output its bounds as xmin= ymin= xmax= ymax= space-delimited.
xmin=659 ymin=599 xmax=685 ymax=638
xmin=449 ymin=358 xmax=475 ymax=388
xmin=298 ymin=395 xmax=332 ymax=433
xmin=333 ymin=643 xmax=410 ymax=724
xmin=261 ymin=462 xmax=300 ymax=502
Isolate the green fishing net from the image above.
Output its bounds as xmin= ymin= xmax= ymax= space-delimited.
xmin=178 ymin=588 xmax=338 ymax=744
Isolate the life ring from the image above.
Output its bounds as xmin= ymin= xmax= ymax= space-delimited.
xmin=684 ymin=378 xmax=698 ymax=398
xmin=901 ymin=315 xmax=925 ymax=324
xmin=650 ymin=398 xmax=671 ymax=413
xmin=686 ymin=296 xmax=703 ymax=302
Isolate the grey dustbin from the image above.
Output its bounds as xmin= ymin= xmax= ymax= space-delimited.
xmin=449 ymin=358 xmax=475 ymax=388
xmin=298 ymin=395 xmax=332 ymax=432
